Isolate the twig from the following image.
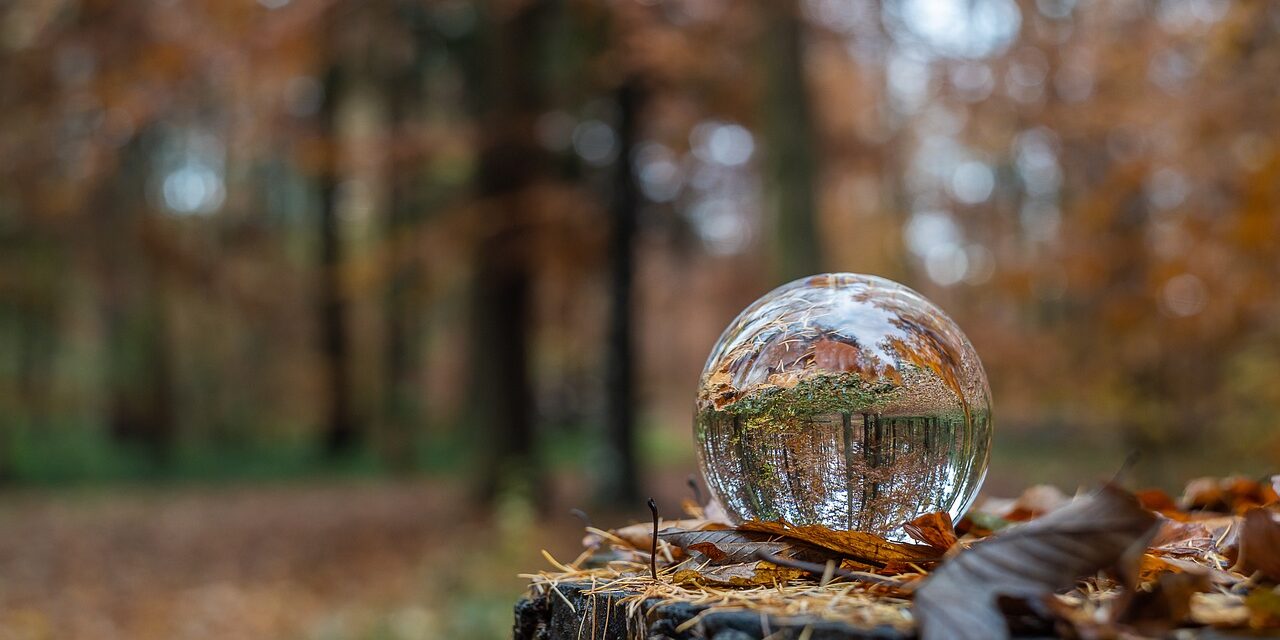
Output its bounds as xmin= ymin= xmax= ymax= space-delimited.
xmin=648 ymin=498 xmax=659 ymax=581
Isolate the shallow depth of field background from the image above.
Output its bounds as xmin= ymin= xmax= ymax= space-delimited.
xmin=1 ymin=0 xmax=1279 ymax=638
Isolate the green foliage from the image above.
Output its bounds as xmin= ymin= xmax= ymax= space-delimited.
xmin=719 ymin=372 xmax=903 ymax=422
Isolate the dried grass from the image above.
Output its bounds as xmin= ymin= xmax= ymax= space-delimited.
xmin=521 ymin=551 xmax=915 ymax=634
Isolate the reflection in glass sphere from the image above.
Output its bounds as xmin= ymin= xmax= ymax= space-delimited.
xmin=694 ymin=274 xmax=992 ymax=540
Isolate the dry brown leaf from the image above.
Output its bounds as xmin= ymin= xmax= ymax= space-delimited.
xmin=1118 ymin=571 xmax=1211 ymax=635
xmin=1237 ymin=508 xmax=1280 ymax=582
xmin=1183 ymin=476 xmax=1279 ymax=514
xmin=1136 ymin=488 xmax=1182 ymax=517
xmin=658 ymin=527 xmax=836 ymax=566
xmin=703 ymin=498 xmax=731 ymax=525
xmin=1149 ymin=516 xmax=1233 ymax=558
xmin=736 ymin=520 xmax=938 ymax=565
xmin=903 ymin=512 xmax=959 ymax=552
xmin=610 ymin=518 xmax=727 ymax=554
xmin=976 ymin=484 xmax=1071 ymax=523
xmin=1190 ymin=592 xmax=1251 ymax=626
xmin=704 ymin=370 xmax=738 ymax=410
xmin=677 ymin=496 xmax=734 ymax=526
xmin=813 ymin=338 xmax=866 ymax=374
xmin=765 ymin=370 xmax=802 ymax=389
xmin=1141 ymin=554 xmax=1240 ymax=585
xmin=1139 ymin=553 xmax=1177 ymax=583
xmin=671 ymin=560 xmax=808 ymax=586
xmin=680 ymin=498 xmax=703 ymax=519
xmin=1183 ymin=477 xmax=1228 ymax=511
xmin=1246 ymin=588 xmax=1280 ymax=628
xmin=914 ymin=485 xmax=1158 ymax=640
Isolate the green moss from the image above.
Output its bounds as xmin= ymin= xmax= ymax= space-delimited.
xmin=717 ymin=372 xmax=904 ymax=437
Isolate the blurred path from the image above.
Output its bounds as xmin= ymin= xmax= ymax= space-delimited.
xmin=0 ymin=480 xmax=579 ymax=640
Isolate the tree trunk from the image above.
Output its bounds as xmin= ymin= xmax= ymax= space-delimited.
xmin=599 ymin=77 xmax=645 ymax=504
xmin=469 ymin=0 xmax=552 ymax=503
xmin=316 ymin=64 xmax=359 ymax=456
xmin=99 ymin=133 xmax=175 ymax=462
xmin=763 ymin=0 xmax=822 ymax=281
xmin=380 ymin=10 xmax=430 ymax=473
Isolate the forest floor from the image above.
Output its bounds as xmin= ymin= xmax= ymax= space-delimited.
xmin=0 ymin=479 xmax=594 ymax=640
xmin=0 ymin=436 xmax=1258 ymax=640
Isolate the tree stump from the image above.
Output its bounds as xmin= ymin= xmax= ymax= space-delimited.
xmin=513 ymin=581 xmax=910 ymax=640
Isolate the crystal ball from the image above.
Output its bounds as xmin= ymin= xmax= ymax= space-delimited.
xmin=694 ymin=273 xmax=992 ymax=540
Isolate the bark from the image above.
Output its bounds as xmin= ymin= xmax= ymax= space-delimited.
xmin=469 ymin=0 xmax=552 ymax=503
xmin=316 ymin=64 xmax=359 ymax=455
xmin=380 ymin=8 xmax=431 ymax=472
xmin=99 ymin=133 xmax=175 ymax=461
xmin=763 ymin=0 xmax=822 ymax=281
xmin=600 ymin=77 xmax=645 ymax=503
xmin=514 ymin=581 xmax=907 ymax=639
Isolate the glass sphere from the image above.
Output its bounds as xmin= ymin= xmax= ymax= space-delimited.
xmin=694 ymin=273 xmax=992 ymax=540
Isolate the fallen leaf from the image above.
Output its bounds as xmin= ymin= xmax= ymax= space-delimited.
xmin=1141 ymin=554 xmax=1239 ymax=585
xmin=1183 ymin=477 xmax=1226 ymax=511
xmin=659 ymin=527 xmax=835 ymax=566
xmin=1190 ymin=592 xmax=1251 ymax=626
xmin=702 ymin=498 xmax=731 ymax=525
xmin=736 ymin=520 xmax=938 ymax=566
xmin=976 ymin=485 xmax=1071 ymax=522
xmin=608 ymin=518 xmax=727 ymax=556
xmin=679 ymin=498 xmax=702 ymax=519
xmin=670 ymin=560 xmax=807 ymax=586
xmin=1136 ymin=488 xmax=1182 ymax=517
xmin=1236 ymin=508 xmax=1280 ymax=581
xmin=1183 ymin=476 xmax=1278 ymax=514
xmin=1118 ymin=571 xmax=1210 ymax=635
xmin=766 ymin=370 xmax=802 ymax=389
xmin=913 ymin=485 xmax=1158 ymax=640
xmin=903 ymin=512 xmax=959 ymax=552
xmin=955 ymin=511 xmax=1011 ymax=537
xmin=813 ymin=339 xmax=866 ymax=374
xmin=1149 ymin=516 xmax=1235 ymax=558
xmin=1139 ymin=553 xmax=1180 ymax=583
xmin=703 ymin=370 xmax=739 ymax=410
xmin=1246 ymin=588 xmax=1280 ymax=628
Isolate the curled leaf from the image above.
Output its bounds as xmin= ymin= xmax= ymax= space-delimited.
xmin=914 ymin=485 xmax=1158 ymax=640
xmin=1237 ymin=508 xmax=1280 ymax=582
xmin=610 ymin=518 xmax=726 ymax=554
xmin=903 ymin=512 xmax=959 ymax=552
xmin=659 ymin=527 xmax=836 ymax=566
xmin=1149 ymin=516 xmax=1236 ymax=559
xmin=736 ymin=520 xmax=938 ymax=566
xmin=1136 ymin=488 xmax=1182 ymax=517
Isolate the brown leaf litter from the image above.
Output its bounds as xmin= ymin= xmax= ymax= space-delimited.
xmin=522 ymin=474 xmax=1280 ymax=639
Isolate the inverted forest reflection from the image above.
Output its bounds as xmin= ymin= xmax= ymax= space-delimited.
xmin=694 ymin=275 xmax=991 ymax=541
xmin=1 ymin=0 xmax=1279 ymax=638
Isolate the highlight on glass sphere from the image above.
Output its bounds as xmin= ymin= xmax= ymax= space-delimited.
xmin=694 ymin=273 xmax=992 ymax=541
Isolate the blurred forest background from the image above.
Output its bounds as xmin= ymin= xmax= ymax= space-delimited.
xmin=1 ymin=0 xmax=1279 ymax=638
